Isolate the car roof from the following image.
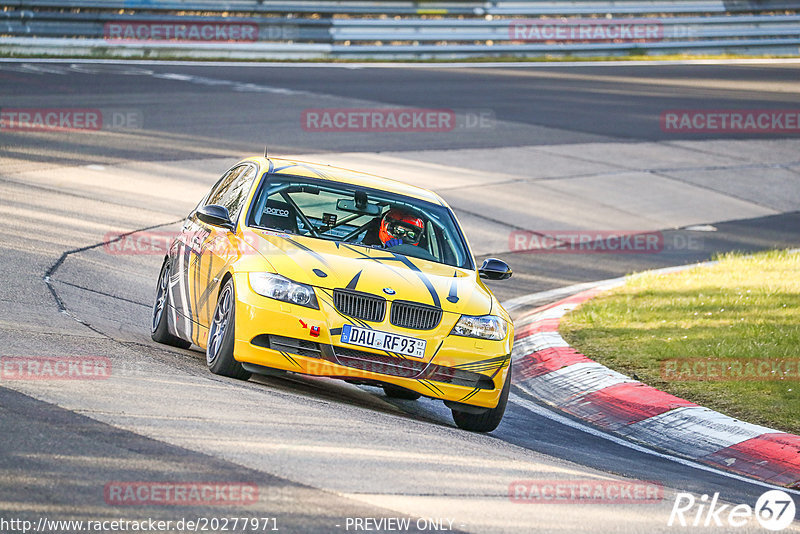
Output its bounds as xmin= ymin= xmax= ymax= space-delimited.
xmin=242 ymin=156 xmax=447 ymax=206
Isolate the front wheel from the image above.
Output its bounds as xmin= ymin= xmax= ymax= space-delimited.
xmin=206 ymin=279 xmax=251 ymax=381
xmin=151 ymin=258 xmax=191 ymax=349
xmin=451 ymin=369 xmax=510 ymax=432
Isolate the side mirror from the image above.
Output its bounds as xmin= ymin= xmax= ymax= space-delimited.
xmin=196 ymin=204 xmax=235 ymax=232
xmin=479 ymin=258 xmax=512 ymax=280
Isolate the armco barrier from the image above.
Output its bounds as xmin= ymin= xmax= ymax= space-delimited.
xmin=1 ymin=1 xmax=798 ymax=59
xmin=5 ymin=0 xmax=800 ymax=15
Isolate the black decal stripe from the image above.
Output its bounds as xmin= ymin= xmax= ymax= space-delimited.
xmin=272 ymin=163 xmax=297 ymax=172
xmin=447 ymin=272 xmax=459 ymax=304
xmin=279 ymin=351 xmax=302 ymax=368
xmin=488 ymin=356 xmax=512 ymax=379
xmin=190 ymin=230 xmax=212 ymax=327
xmin=295 ymin=163 xmax=332 ymax=179
xmin=197 ymin=263 xmax=230 ymax=316
xmin=456 ymin=365 xmax=500 ymax=373
xmin=457 ymin=358 xmax=507 ymax=369
xmin=181 ymin=242 xmax=197 ymax=341
xmin=389 ymin=253 xmax=441 ymax=308
xmin=340 ymin=245 xmax=416 ymax=284
xmin=420 ymin=379 xmax=444 ymax=395
xmin=417 ymin=380 xmax=442 ymax=396
xmin=341 ymin=244 xmax=396 ymax=265
xmin=283 ymin=236 xmax=331 ymax=267
xmin=416 ymin=381 xmax=437 ymax=395
xmin=318 ymin=290 xmax=371 ymax=329
xmin=346 ymin=270 xmax=362 ymax=291
xmin=340 ymin=245 xmax=440 ymax=308
xmin=454 ymin=354 xmax=511 ymax=370
xmin=457 ymin=365 xmax=500 ymax=374
xmin=202 ymin=238 xmax=217 ymax=310
xmin=459 ymin=387 xmax=481 ymax=402
xmin=182 ymin=238 xmax=195 ymax=323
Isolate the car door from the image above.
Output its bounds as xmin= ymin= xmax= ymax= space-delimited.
xmin=191 ymin=163 xmax=258 ymax=343
xmin=168 ymin=190 xmax=216 ymax=345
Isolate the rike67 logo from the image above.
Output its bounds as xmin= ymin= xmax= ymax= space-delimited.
xmin=669 ymin=490 xmax=796 ymax=530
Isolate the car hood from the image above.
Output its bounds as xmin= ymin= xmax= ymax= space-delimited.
xmin=241 ymin=229 xmax=493 ymax=316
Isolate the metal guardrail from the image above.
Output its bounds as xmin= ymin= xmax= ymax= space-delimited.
xmin=1 ymin=11 xmax=329 ymax=40
xmin=1 ymin=1 xmax=798 ymax=59
xmin=5 ymin=0 xmax=800 ymax=15
xmin=329 ymin=15 xmax=800 ymax=42
xmin=4 ymin=12 xmax=799 ymax=43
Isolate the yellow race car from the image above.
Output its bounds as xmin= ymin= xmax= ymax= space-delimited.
xmin=151 ymin=157 xmax=514 ymax=431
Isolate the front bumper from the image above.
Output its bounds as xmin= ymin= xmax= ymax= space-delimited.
xmin=231 ymin=273 xmax=512 ymax=409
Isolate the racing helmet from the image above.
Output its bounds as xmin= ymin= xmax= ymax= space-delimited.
xmin=379 ymin=208 xmax=424 ymax=246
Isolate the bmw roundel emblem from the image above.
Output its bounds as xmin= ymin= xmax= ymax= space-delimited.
xmin=383 ymin=287 xmax=396 ymax=296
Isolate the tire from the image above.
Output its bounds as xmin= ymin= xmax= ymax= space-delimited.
xmin=382 ymin=384 xmax=422 ymax=400
xmin=206 ymin=279 xmax=251 ymax=381
xmin=451 ymin=369 xmax=510 ymax=433
xmin=151 ymin=258 xmax=192 ymax=349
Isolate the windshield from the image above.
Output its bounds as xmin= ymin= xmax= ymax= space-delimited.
xmin=246 ymin=174 xmax=474 ymax=269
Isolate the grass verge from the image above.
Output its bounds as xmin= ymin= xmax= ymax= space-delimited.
xmin=560 ymin=249 xmax=800 ymax=435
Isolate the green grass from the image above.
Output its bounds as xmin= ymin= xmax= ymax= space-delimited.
xmin=560 ymin=249 xmax=800 ymax=434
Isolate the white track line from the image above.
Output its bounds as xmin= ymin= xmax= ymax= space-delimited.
xmin=510 ymin=393 xmax=800 ymax=495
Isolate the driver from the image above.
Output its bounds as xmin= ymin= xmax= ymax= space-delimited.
xmin=378 ymin=208 xmax=425 ymax=248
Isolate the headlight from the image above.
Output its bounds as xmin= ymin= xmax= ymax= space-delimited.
xmin=248 ymin=273 xmax=319 ymax=309
xmin=451 ymin=314 xmax=507 ymax=341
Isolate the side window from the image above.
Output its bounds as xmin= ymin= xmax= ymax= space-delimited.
xmin=206 ymin=166 xmax=244 ymax=207
xmin=206 ymin=165 xmax=256 ymax=224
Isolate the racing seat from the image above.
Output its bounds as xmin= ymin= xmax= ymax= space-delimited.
xmin=258 ymin=199 xmax=298 ymax=233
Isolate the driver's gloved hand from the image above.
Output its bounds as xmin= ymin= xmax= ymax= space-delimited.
xmin=383 ymin=238 xmax=402 ymax=248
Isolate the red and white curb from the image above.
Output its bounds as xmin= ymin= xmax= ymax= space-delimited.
xmin=510 ymin=282 xmax=800 ymax=490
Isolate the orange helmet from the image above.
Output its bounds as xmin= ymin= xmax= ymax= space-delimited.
xmin=379 ymin=208 xmax=424 ymax=246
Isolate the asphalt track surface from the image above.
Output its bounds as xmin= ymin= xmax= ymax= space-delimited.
xmin=1 ymin=59 xmax=799 ymax=533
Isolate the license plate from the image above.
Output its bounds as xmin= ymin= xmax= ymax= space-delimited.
xmin=340 ymin=324 xmax=426 ymax=359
